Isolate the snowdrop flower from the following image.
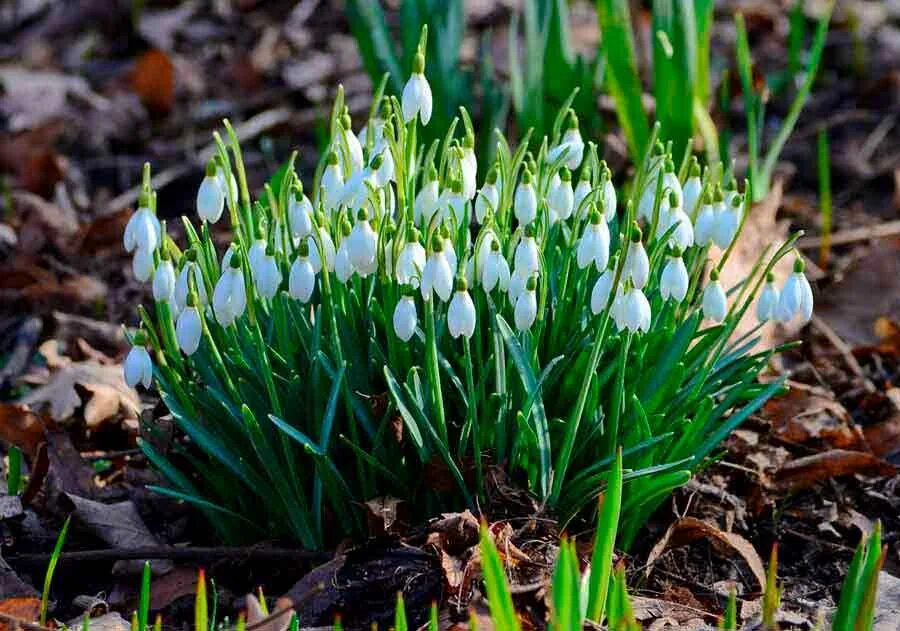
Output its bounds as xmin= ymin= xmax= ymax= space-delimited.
xmin=713 ymin=193 xmax=741 ymax=250
xmin=514 ymin=169 xmax=537 ymax=226
xmin=308 ymin=219 xmax=336 ymax=273
xmin=682 ymin=159 xmax=702 ymax=218
xmin=396 ymin=227 xmax=427 ymax=288
xmin=123 ymin=334 xmax=153 ymax=389
xmin=460 ymin=135 xmax=477 ymax=200
xmin=777 ymin=258 xmax=814 ymax=324
xmin=443 ymin=179 xmax=467 ymax=225
xmin=124 ymin=194 xmax=161 ymax=254
xmin=573 ymin=165 xmax=593 ymax=218
xmin=548 ymin=167 xmax=574 ymax=223
xmin=321 ymin=152 xmax=344 ymax=215
xmin=448 ymin=277 xmax=476 ymax=339
xmin=132 ymin=246 xmax=155 ymax=283
xmin=617 ymin=286 xmax=652 ymax=333
xmin=415 ymin=166 xmax=440 ymax=226
xmin=393 ymin=294 xmax=418 ymax=342
xmin=152 ymin=254 xmax=176 ymax=303
xmin=658 ymin=192 xmax=694 ymax=251
xmin=371 ymin=147 xmax=394 ymax=187
xmin=475 ymin=167 xmax=500 ymax=224
xmin=548 ymin=111 xmax=584 ymax=170
xmin=335 ymin=220 xmax=353 ymax=283
xmin=197 ymin=159 xmax=225 ymax=223
xmin=600 ymin=166 xmax=617 ymax=223
xmin=576 ymin=209 xmax=610 ymax=271
xmin=215 ymin=158 xmax=238 ymax=212
xmin=660 ymin=253 xmax=689 ymax=303
xmin=702 ymin=270 xmax=728 ymax=322
xmin=288 ymin=184 xmax=314 ymax=240
xmin=508 ymin=268 xmax=531 ymax=306
xmin=694 ymin=192 xmax=717 ymax=246
xmin=213 ymin=254 xmax=247 ymax=327
xmin=482 ymin=240 xmax=510 ymax=293
xmin=637 ymin=145 xmax=665 ymax=221
xmin=288 ymin=241 xmax=316 ymax=303
xmin=661 ymin=159 xmax=682 ymax=209
xmin=441 ymin=228 xmax=458 ymax=275
xmin=174 ymin=252 xmax=207 ymax=313
xmin=176 ymin=298 xmax=202 ymax=356
xmin=514 ymin=275 xmax=538 ymax=331
xmin=401 ymin=53 xmax=432 ymax=125
xmin=340 ymin=162 xmax=374 ymax=209
xmin=337 ymin=112 xmax=364 ymax=173
xmin=590 ymin=268 xmax=615 ymax=315
xmin=421 ymin=236 xmax=454 ymax=302
xmin=757 ymin=272 xmax=780 ymax=322
xmin=623 ymin=228 xmax=649 ymax=289
xmin=254 ymin=246 xmax=282 ymax=299
xmin=514 ymin=225 xmax=540 ymax=275
xmin=248 ymin=236 xmax=267 ymax=280
xmin=348 ymin=208 xmax=377 ymax=271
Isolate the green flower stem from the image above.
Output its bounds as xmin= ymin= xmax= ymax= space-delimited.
xmin=424 ymin=297 xmax=449 ymax=445
xmin=462 ymin=336 xmax=482 ymax=497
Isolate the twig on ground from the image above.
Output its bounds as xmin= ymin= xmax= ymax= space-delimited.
xmin=796 ymin=219 xmax=900 ymax=249
xmin=9 ymin=545 xmax=331 ymax=566
xmin=811 ymin=315 xmax=876 ymax=393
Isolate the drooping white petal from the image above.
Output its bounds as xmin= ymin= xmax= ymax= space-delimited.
xmin=397 ymin=241 xmax=427 ymax=288
xmin=393 ymin=296 xmax=418 ymax=342
xmin=601 ymin=179 xmax=617 ymax=223
xmin=132 ymin=247 xmax=155 ymax=282
xmin=422 ymin=252 xmax=453 ymax=302
xmin=213 ymin=269 xmax=246 ymax=327
xmin=590 ymin=269 xmax=614 ymax=315
xmin=197 ymin=176 xmax=225 ymax=223
xmin=288 ymin=195 xmax=314 ymax=239
xmin=308 ymin=230 xmax=335 ymax=273
xmin=548 ymin=176 xmax=574 ymax=222
xmin=348 ymin=219 xmax=377 ymax=271
xmin=176 ymin=306 xmax=203 ymax=355
xmin=475 ymin=183 xmax=499 ymax=224
xmin=514 ymin=237 xmax=540 ymax=275
xmin=514 ymin=288 xmax=537 ymax=331
xmin=702 ymin=280 xmax=728 ymax=322
xmin=448 ymin=290 xmax=476 ymax=338
xmin=514 ymin=180 xmax=537 ymax=226
xmin=414 ymin=180 xmax=440 ymax=226
xmin=289 ymin=256 xmax=316 ymax=303
xmin=254 ymin=254 xmax=282 ymax=299
xmin=694 ymin=203 xmax=717 ymax=246
xmin=335 ymin=240 xmax=353 ymax=283
xmin=622 ymin=287 xmax=651 ymax=333
xmin=401 ymin=73 xmax=432 ymax=125
xmin=152 ymin=260 xmax=176 ymax=302
xmin=683 ymin=176 xmax=702 ymax=217
xmin=123 ymin=345 xmax=153 ymax=388
xmin=624 ymin=242 xmax=649 ymax=289
xmin=756 ymin=282 xmax=780 ymax=322
xmin=660 ymin=256 xmax=689 ymax=303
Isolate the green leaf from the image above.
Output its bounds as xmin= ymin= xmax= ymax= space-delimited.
xmin=480 ymin=524 xmax=521 ymax=631
xmin=41 ymin=516 xmax=70 ymax=625
xmin=587 ymin=448 xmax=623 ymax=622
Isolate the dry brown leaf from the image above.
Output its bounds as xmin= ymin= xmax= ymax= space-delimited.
xmin=644 ymin=517 xmax=767 ymax=591
xmin=364 ymin=496 xmax=407 ymax=536
xmin=0 ymin=597 xmax=41 ymax=631
xmin=130 ymin=50 xmax=175 ymax=116
xmin=772 ymin=449 xmax=896 ymax=491
xmin=245 ymin=594 xmax=294 ymax=631
xmin=0 ymin=404 xmax=45 ymax=457
xmin=19 ymin=341 xmax=139 ymax=424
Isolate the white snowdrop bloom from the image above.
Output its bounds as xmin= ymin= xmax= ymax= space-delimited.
xmin=448 ymin=279 xmax=476 ymax=339
xmin=132 ymin=247 xmax=155 ymax=282
xmin=442 ymin=234 xmax=458 ymax=275
xmin=174 ymin=257 xmax=207 ymax=313
xmin=442 ymin=180 xmax=467 ymax=225
xmin=514 ymin=170 xmax=537 ymax=226
xmin=396 ymin=232 xmax=427 ymax=288
xmin=215 ymin=162 xmax=238 ymax=211
xmin=623 ymin=234 xmax=649 ymax=289
xmin=348 ymin=210 xmax=377 ymax=271
xmin=421 ymin=239 xmax=454 ymax=302
xmin=176 ymin=305 xmax=202 ymax=355
xmin=475 ymin=169 xmax=500 ymax=224
xmin=338 ymin=113 xmax=364 ymax=173
xmin=713 ymin=194 xmax=741 ymax=249
xmin=618 ymin=287 xmax=651 ymax=333
xmin=507 ymin=268 xmax=531 ymax=307
xmin=482 ymin=241 xmax=511 ymax=293
xmin=321 ymin=152 xmax=344 ymax=215
xmin=573 ymin=171 xmax=593 ymax=219
xmin=601 ymin=172 xmax=617 ymax=223
xmin=694 ymin=196 xmax=717 ymax=246
xmin=637 ymin=160 xmax=663 ymax=221
xmin=152 ymin=258 xmax=176 ymax=303
xmin=401 ymin=53 xmax=433 ymax=125
xmin=460 ymin=137 xmax=477 ymax=200
xmin=590 ymin=268 xmax=615 ymax=315
xmin=335 ymin=236 xmax=353 ymax=283
xmin=414 ymin=167 xmax=440 ymax=225
xmin=308 ymin=225 xmax=336 ymax=273
xmin=702 ymin=274 xmax=728 ymax=322
xmin=475 ymin=230 xmax=497 ymax=277
xmin=393 ymin=295 xmax=418 ymax=342
xmin=756 ymin=273 xmax=780 ymax=323
xmin=548 ymin=167 xmax=574 ymax=222
xmin=661 ymin=160 xmax=682 ymax=208
xmin=682 ymin=160 xmax=702 ymax=217
xmin=213 ymin=257 xmax=247 ymax=327
xmin=371 ymin=147 xmax=395 ymax=187
xmin=548 ymin=112 xmax=584 ymax=170
xmin=660 ymin=255 xmax=689 ymax=303
xmin=248 ymin=238 xmax=267 ymax=279
xmin=124 ymin=201 xmax=161 ymax=254
xmin=254 ymin=249 xmax=282 ymax=299
xmin=658 ymin=191 xmax=693 ymax=251
xmin=340 ymin=164 xmax=373 ymax=210
xmin=197 ymin=160 xmax=225 ymax=223
xmin=611 ymin=284 xmax=628 ymax=330
xmin=288 ymin=186 xmax=314 ymax=239
xmin=777 ymin=259 xmax=814 ymax=324
xmin=123 ymin=340 xmax=153 ymax=389
xmin=514 ymin=230 xmax=540 ymax=275
xmin=288 ymin=251 xmax=316 ymax=304
xmin=576 ymin=211 xmax=610 ymax=271
xmin=514 ymin=276 xmax=538 ymax=331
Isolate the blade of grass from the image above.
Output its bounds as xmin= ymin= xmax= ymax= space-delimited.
xmin=587 ymin=447 xmax=623 ymax=623
xmin=480 ymin=523 xmax=521 ymax=631
xmin=40 ymin=516 xmax=71 ymax=625
xmin=817 ymin=126 xmax=832 ymax=268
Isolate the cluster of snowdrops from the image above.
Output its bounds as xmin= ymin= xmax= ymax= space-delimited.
xmin=119 ymin=43 xmax=813 ymax=547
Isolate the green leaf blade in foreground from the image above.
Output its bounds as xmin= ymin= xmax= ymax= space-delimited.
xmin=587 ymin=447 xmax=623 ymax=623
xmin=480 ymin=524 xmax=521 ymax=631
